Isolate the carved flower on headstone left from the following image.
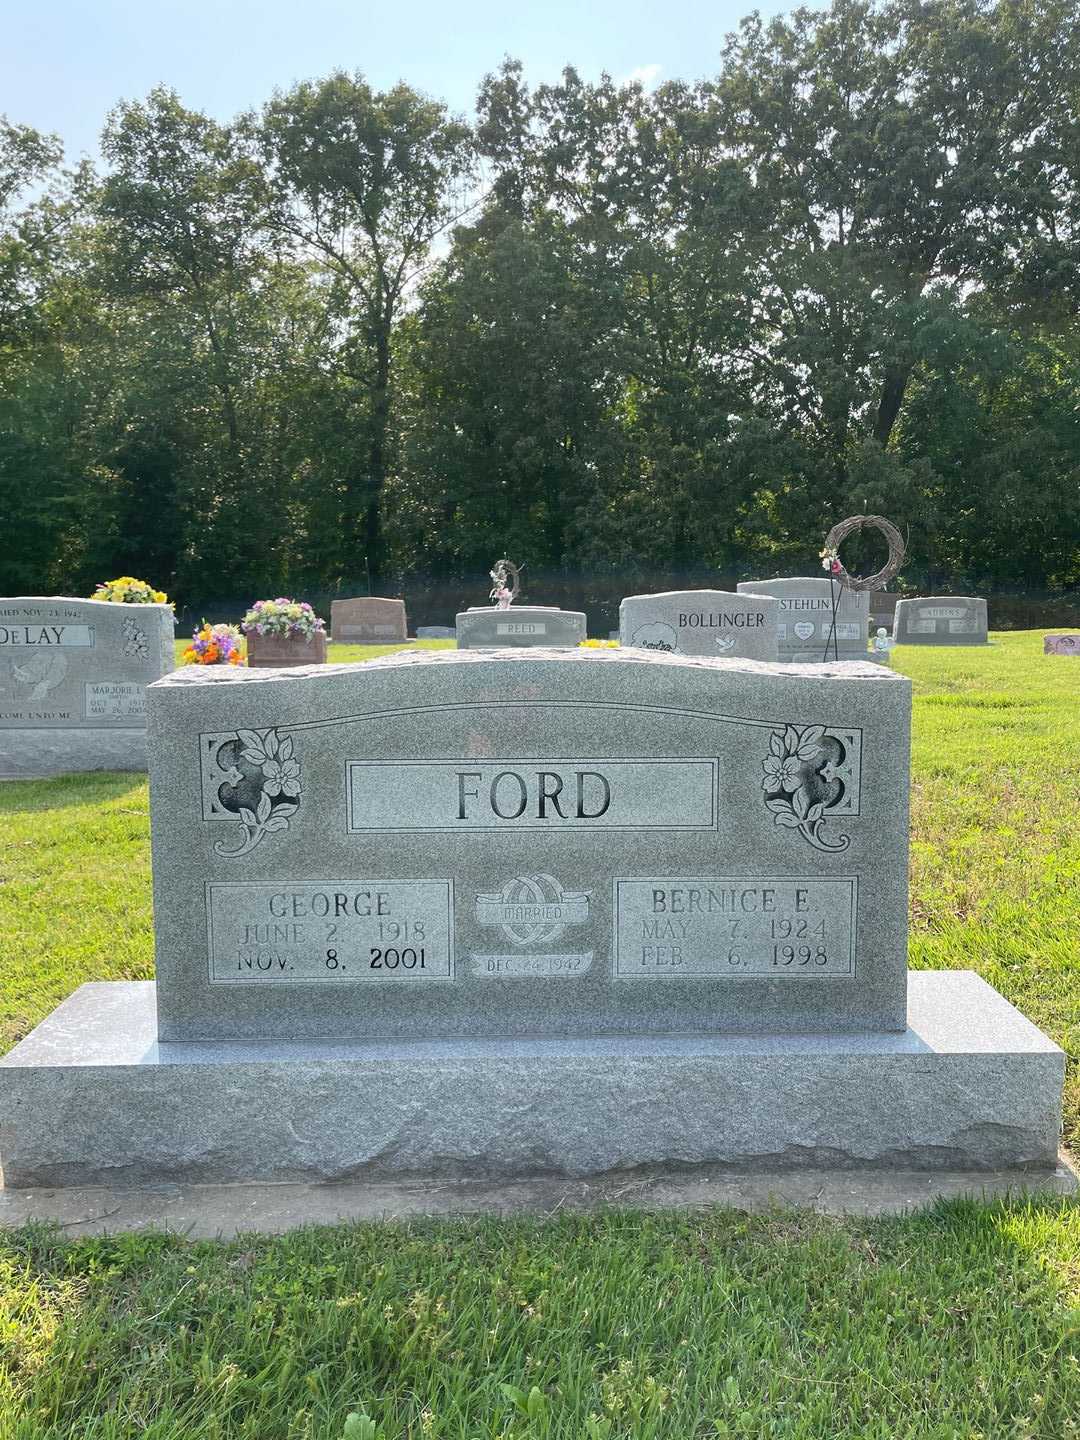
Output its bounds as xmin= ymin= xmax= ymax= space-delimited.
xmin=214 ymin=727 xmax=302 ymax=857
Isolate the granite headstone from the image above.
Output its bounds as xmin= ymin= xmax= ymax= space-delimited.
xmin=892 ymin=597 xmax=988 ymax=646
xmin=0 ymin=596 xmax=174 ymax=777
xmin=0 ymin=647 xmax=1065 ymax=1186
xmin=619 ymin=590 xmax=778 ymax=661
xmin=738 ymin=579 xmax=870 ymax=663
xmin=331 ymin=597 xmax=408 ymax=645
xmin=147 ymin=648 xmax=909 ymax=1040
xmin=455 ymin=606 xmax=586 ymax=649
xmin=1044 ymin=634 xmax=1080 ymax=656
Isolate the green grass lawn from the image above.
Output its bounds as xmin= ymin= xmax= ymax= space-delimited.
xmin=1 ymin=631 xmax=1078 ymax=1437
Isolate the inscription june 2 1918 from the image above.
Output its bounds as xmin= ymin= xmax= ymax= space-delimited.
xmin=613 ymin=877 xmax=856 ymax=979
xmin=206 ymin=880 xmax=454 ymax=984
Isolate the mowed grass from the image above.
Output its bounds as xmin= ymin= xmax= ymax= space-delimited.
xmin=0 ymin=631 xmax=1078 ymax=1437
xmin=0 ymin=1200 xmax=1079 ymax=1439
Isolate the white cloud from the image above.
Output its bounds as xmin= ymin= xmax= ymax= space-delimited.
xmin=621 ymin=63 xmax=662 ymax=90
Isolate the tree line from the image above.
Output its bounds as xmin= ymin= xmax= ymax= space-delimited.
xmin=1 ymin=0 xmax=1078 ymax=611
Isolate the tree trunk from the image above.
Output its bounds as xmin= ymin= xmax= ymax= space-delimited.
xmin=365 ymin=324 xmax=392 ymax=585
xmin=874 ymin=362 xmax=914 ymax=449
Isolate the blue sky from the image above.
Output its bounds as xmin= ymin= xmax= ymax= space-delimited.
xmin=2 ymin=0 xmax=787 ymax=163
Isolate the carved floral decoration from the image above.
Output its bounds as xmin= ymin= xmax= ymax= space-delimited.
xmin=213 ymin=727 xmax=302 ymax=857
xmin=122 ymin=617 xmax=149 ymax=659
xmin=762 ymin=724 xmax=851 ymax=853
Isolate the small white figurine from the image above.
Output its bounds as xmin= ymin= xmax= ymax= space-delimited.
xmin=873 ymin=626 xmax=894 ymax=654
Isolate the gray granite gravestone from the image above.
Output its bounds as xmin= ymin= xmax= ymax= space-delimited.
xmin=1044 ymin=634 xmax=1080 ymax=656
xmin=417 ymin=626 xmax=455 ymax=640
xmin=330 ymin=597 xmax=408 ymax=644
xmin=0 ymin=596 xmax=174 ymax=778
xmin=619 ymin=590 xmax=778 ymax=661
xmin=737 ymin=579 xmax=870 ymax=663
xmin=892 ymin=597 xmax=988 ymax=646
xmin=455 ymin=606 xmax=586 ymax=648
xmin=0 ymin=649 xmax=1064 ymax=1186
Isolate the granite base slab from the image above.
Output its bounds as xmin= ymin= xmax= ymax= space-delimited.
xmin=2 ymin=1161 xmax=1075 ymax=1236
xmin=0 ymin=727 xmax=148 ymax=778
xmin=0 ymin=973 xmax=1063 ymax=1189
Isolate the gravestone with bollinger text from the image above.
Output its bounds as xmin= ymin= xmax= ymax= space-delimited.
xmin=619 ymin=590 xmax=778 ymax=661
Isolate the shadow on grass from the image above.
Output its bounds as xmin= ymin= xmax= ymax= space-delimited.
xmin=0 ymin=771 xmax=147 ymax=814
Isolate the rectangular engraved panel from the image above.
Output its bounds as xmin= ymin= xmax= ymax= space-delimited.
xmin=206 ymin=880 xmax=454 ymax=984
xmin=85 ymin=681 xmax=146 ymax=719
xmin=497 ymin=622 xmax=544 ymax=635
xmin=613 ymin=877 xmax=856 ymax=979
xmin=346 ymin=758 xmax=719 ymax=833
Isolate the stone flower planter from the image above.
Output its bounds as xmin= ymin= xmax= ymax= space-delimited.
xmin=245 ymin=630 xmax=327 ymax=669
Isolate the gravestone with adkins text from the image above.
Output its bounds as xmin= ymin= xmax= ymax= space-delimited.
xmin=893 ymin=597 xmax=988 ymax=646
xmin=0 ymin=596 xmax=174 ymax=777
xmin=620 ymin=590 xmax=778 ymax=661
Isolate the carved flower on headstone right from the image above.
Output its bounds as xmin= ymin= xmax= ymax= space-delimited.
xmin=761 ymin=750 xmax=803 ymax=794
xmin=762 ymin=724 xmax=850 ymax=854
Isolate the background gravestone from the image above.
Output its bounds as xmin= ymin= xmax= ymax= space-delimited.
xmin=893 ymin=597 xmax=988 ymax=646
xmin=330 ymin=597 xmax=408 ymax=644
xmin=737 ymin=579 xmax=870 ymax=662
xmin=1044 ymin=634 xmax=1080 ymax=656
xmin=246 ymin=631 xmax=328 ymax=669
xmin=456 ymin=606 xmax=586 ymax=648
xmin=619 ymin=590 xmax=778 ymax=661
xmin=0 ymin=596 xmax=174 ymax=777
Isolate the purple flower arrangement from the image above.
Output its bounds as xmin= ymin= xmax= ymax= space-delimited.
xmin=241 ymin=598 xmax=326 ymax=641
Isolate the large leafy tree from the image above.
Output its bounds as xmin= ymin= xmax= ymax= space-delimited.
xmin=253 ymin=73 xmax=473 ymax=583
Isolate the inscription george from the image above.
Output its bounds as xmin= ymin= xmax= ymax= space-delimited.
xmin=206 ymin=881 xmax=453 ymax=983
xmin=346 ymin=758 xmax=718 ymax=832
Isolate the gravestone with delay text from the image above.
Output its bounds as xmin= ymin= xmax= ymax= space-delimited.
xmin=0 ymin=596 xmax=174 ymax=777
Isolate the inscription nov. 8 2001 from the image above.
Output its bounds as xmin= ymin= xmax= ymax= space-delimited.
xmin=206 ymin=881 xmax=453 ymax=984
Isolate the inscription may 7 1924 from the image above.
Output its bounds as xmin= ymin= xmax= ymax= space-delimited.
xmin=147 ymin=647 xmax=911 ymax=1041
